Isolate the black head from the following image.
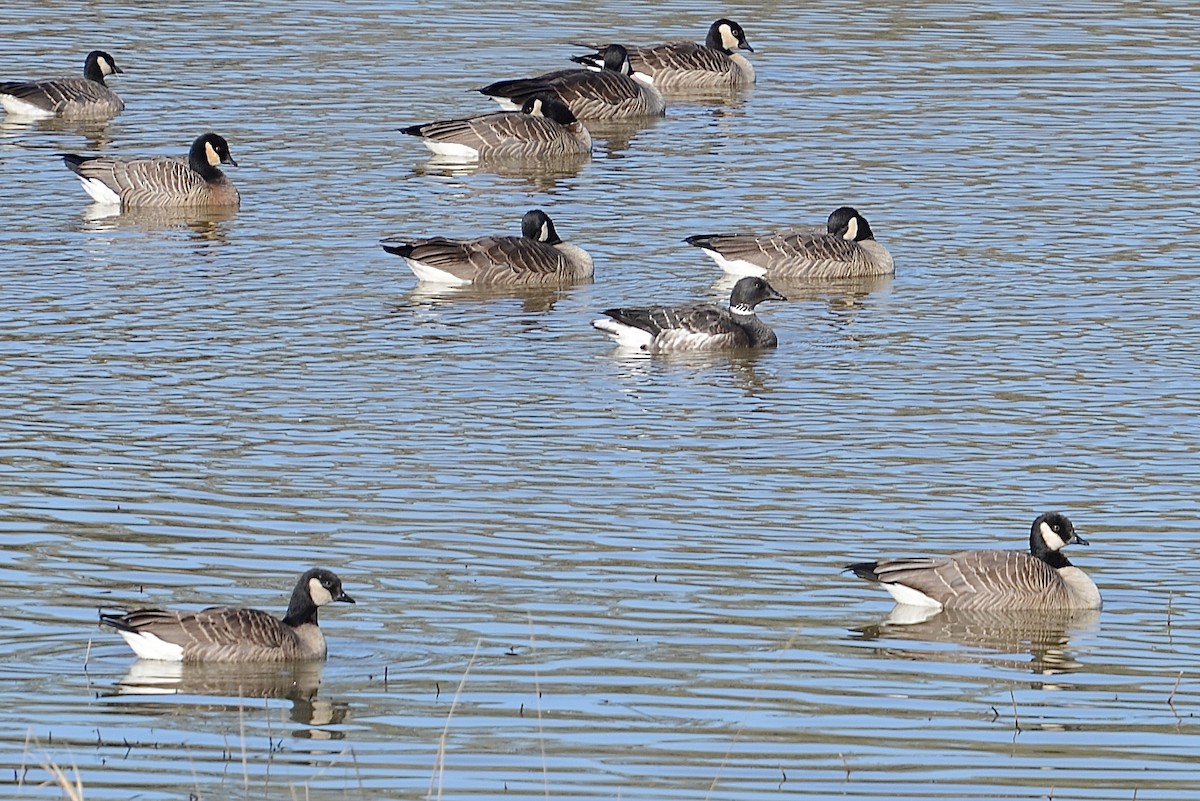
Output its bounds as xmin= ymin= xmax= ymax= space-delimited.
xmin=520 ymin=93 xmax=578 ymax=125
xmin=728 ymin=276 xmax=787 ymax=312
xmin=829 ymin=207 xmax=874 ymax=242
xmin=300 ymin=568 xmax=355 ymax=607
xmin=521 ymin=209 xmax=560 ymax=244
xmin=599 ymin=44 xmax=632 ymax=75
xmin=84 ymin=50 xmax=122 ymax=81
xmin=189 ymin=132 xmax=238 ymax=170
xmin=1029 ymin=512 xmax=1087 ymax=561
xmin=708 ymin=19 xmax=753 ymax=54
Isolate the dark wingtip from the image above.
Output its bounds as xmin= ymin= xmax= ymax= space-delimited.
xmin=683 ymin=234 xmax=712 ymax=247
xmin=380 ymin=239 xmax=416 ymax=258
xmin=845 ymin=562 xmax=882 ymax=582
xmin=398 ymin=124 xmax=424 ymax=137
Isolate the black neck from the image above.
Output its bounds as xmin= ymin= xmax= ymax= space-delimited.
xmin=188 ymin=149 xmax=224 ymax=180
xmin=283 ymin=585 xmax=318 ymax=627
xmin=1040 ymin=550 xmax=1072 ymax=569
xmin=735 ymin=313 xmax=776 ymax=347
xmin=84 ymin=61 xmax=108 ymax=85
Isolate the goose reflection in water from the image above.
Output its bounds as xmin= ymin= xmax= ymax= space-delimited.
xmin=79 ymin=203 xmax=237 ymax=243
xmin=110 ymin=660 xmax=349 ymax=733
xmin=852 ymin=606 xmax=1101 ymax=676
xmin=410 ymin=152 xmax=589 ymax=193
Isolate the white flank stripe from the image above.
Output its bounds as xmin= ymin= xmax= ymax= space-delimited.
xmin=488 ymin=97 xmax=522 ymax=111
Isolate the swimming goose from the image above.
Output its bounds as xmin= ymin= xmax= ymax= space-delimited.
xmin=480 ymin=44 xmax=665 ymax=120
xmin=380 ymin=208 xmax=593 ymax=286
xmin=0 ymin=50 xmax=124 ymax=119
xmin=60 ymin=132 xmax=240 ymax=208
xmin=401 ymin=94 xmax=591 ymax=160
xmin=847 ymin=512 xmax=1102 ymax=611
xmin=685 ymin=207 xmax=894 ymax=280
xmin=592 ymin=276 xmax=785 ymax=352
xmin=571 ymin=19 xmax=755 ymax=91
xmin=99 ymin=568 xmax=355 ymax=662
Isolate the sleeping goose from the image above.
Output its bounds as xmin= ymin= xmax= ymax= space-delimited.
xmin=0 ymin=50 xmax=124 ymax=119
xmin=381 ymin=208 xmax=593 ymax=286
xmin=685 ymin=207 xmax=894 ymax=280
xmin=592 ymin=276 xmax=785 ymax=352
xmin=480 ymin=44 xmax=664 ymax=120
xmin=99 ymin=568 xmax=355 ymax=662
xmin=571 ymin=19 xmax=755 ymax=91
xmin=847 ymin=512 xmax=1102 ymax=611
xmin=400 ymin=93 xmax=591 ymax=160
xmin=60 ymin=132 xmax=240 ymax=208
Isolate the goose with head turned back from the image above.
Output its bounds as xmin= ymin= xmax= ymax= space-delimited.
xmin=480 ymin=44 xmax=664 ymax=120
xmin=592 ymin=276 xmax=785 ymax=353
xmin=60 ymin=132 xmax=240 ymax=208
xmin=400 ymin=93 xmax=591 ymax=160
xmin=99 ymin=568 xmax=356 ymax=662
xmin=571 ymin=19 xmax=755 ymax=91
xmin=0 ymin=50 xmax=124 ymax=119
xmin=685 ymin=207 xmax=894 ymax=280
xmin=847 ymin=512 xmax=1102 ymax=611
xmin=380 ymin=209 xmax=593 ymax=286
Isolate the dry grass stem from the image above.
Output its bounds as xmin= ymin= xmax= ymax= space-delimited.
xmin=428 ymin=638 xmax=481 ymax=801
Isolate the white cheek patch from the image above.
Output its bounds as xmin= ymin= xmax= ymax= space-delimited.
xmin=309 ymin=578 xmax=334 ymax=606
xmin=204 ymin=141 xmax=220 ymax=167
xmin=540 ymin=221 xmax=551 ymax=241
xmin=843 ymin=216 xmax=859 ymax=241
xmin=720 ymin=25 xmax=737 ymax=49
xmin=1039 ymin=521 xmax=1068 ymax=551
xmin=528 ymin=99 xmax=545 ymax=117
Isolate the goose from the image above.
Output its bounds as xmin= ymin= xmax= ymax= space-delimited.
xmin=684 ymin=207 xmax=894 ymax=280
xmin=99 ymin=568 xmax=355 ymax=662
xmin=571 ymin=19 xmax=755 ymax=91
xmin=400 ymin=94 xmax=591 ymax=160
xmin=592 ymin=276 xmax=785 ymax=352
xmin=380 ymin=208 xmax=593 ymax=286
xmin=0 ymin=50 xmax=124 ymax=119
xmin=847 ymin=512 xmax=1102 ymax=611
xmin=480 ymin=44 xmax=665 ymax=120
xmin=60 ymin=132 xmax=240 ymax=208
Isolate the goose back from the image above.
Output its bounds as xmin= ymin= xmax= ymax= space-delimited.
xmin=572 ymin=20 xmax=755 ymax=91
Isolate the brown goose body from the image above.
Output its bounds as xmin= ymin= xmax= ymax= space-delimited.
xmin=686 ymin=207 xmax=894 ymax=280
xmin=848 ymin=513 xmax=1102 ymax=611
xmin=401 ymin=94 xmax=591 ymax=160
xmin=99 ymin=568 xmax=355 ymax=663
xmin=572 ymin=19 xmax=755 ymax=91
xmin=61 ymin=132 xmax=240 ymax=208
xmin=0 ymin=50 xmax=124 ymax=119
xmin=482 ymin=45 xmax=664 ymax=120
xmin=381 ymin=209 xmax=593 ymax=286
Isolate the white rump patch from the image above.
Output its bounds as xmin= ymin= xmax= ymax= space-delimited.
xmin=592 ymin=318 xmax=653 ymax=350
xmin=883 ymin=582 xmax=944 ymax=609
xmin=0 ymin=95 xmax=55 ymax=119
xmin=421 ymin=139 xmax=480 ymax=160
xmin=1039 ymin=520 xmax=1068 ymax=551
xmin=78 ymin=177 xmax=123 ymax=205
xmin=405 ymin=258 xmax=471 ymax=285
xmin=309 ymin=577 xmax=334 ymax=606
xmin=488 ymin=97 xmax=522 ymax=111
xmin=118 ymin=630 xmax=186 ymax=661
xmin=695 ymin=247 xmax=766 ymax=277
